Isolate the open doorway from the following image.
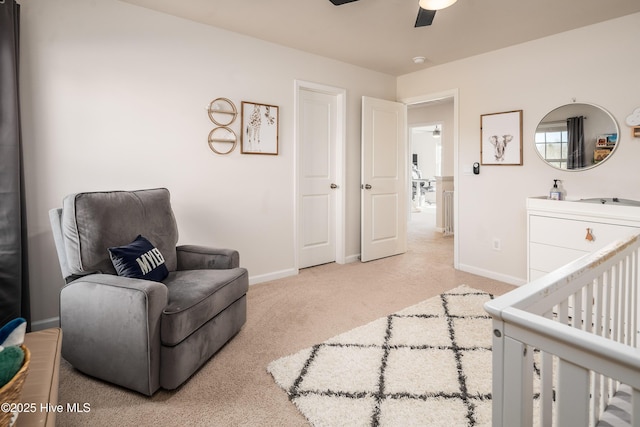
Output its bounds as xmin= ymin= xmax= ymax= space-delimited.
xmin=407 ymin=98 xmax=455 ymax=237
xmin=410 ymin=123 xmax=441 ymax=234
xmin=410 ymin=123 xmax=441 ymax=220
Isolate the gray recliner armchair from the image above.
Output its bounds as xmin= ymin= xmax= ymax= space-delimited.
xmin=49 ymin=188 xmax=248 ymax=395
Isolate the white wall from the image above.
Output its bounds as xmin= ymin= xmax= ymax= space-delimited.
xmin=398 ymin=12 xmax=640 ymax=285
xmin=20 ymin=0 xmax=396 ymax=325
xmin=411 ymin=132 xmax=438 ymax=178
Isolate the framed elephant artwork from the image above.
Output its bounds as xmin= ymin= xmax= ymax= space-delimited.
xmin=241 ymin=101 xmax=279 ymax=155
xmin=480 ymin=110 xmax=523 ymax=165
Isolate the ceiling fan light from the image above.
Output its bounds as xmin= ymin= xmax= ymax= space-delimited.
xmin=419 ymin=0 xmax=457 ymax=11
xmin=432 ymin=126 xmax=441 ymax=137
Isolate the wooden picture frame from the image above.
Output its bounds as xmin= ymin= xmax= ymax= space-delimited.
xmin=480 ymin=110 xmax=523 ymax=165
xmin=241 ymin=101 xmax=279 ymax=155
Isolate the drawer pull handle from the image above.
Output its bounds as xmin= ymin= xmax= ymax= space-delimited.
xmin=585 ymin=228 xmax=595 ymax=242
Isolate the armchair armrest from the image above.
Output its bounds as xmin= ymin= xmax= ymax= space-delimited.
xmin=59 ymin=274 xmax=168 ymax=395
xmin=176 ymin=245 xmax=240 ymax=270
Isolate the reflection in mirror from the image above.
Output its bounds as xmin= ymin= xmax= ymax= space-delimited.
xmin=535 ymin=103 xmax=618 ymax=171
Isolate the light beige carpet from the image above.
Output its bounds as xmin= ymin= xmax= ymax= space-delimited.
xmin=267 ymin=285 xmax=494 ymax=427
xmin=56 ymin=210 xmax=515 ymax=426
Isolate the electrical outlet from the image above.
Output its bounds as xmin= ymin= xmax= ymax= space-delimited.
xmin=492 ymin=238 xmax=501 ymax=251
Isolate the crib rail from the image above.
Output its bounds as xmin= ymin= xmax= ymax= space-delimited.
xmin=485 ymin=234 xmax=640 ymax=427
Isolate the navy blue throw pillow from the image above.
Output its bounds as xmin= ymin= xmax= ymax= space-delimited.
xmin=108 ymin=235 xmax=169 ymax=282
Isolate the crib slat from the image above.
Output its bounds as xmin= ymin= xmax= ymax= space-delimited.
xmin=594 ymin=277 xmax=603 ymax=338
xmin=540 ymin=310 xmax=554 ymax=427
xmin=540 ymin=351 xmax=553 ymax=427
xmin=624 ymin=257 xmax=632 ymax=346
xmin=592 ymin=371 xmax=602 ymax=426
xmin=574 ymin=289 xmax=583 ymax=330
xmin=604 ymin=269 xmax=612 ymax=342
xmin=585 ymin=281 xmax=594 ymax=334
xmin=634 ymin=250 xmax=640 ymax=348
xmin=632 ymin=251 xmax=639 ymax=348
xmin=503 ymin=337 xmax=533 ymax=427
xmin=558 ymin=299 xmax=569 ymax=326
xmin=632 ymin=388 xmax=640 ymax=427
xmin=615 ymin=261 xmax=624 ymax=345
xmin=491 ymin=321 xmax=506 ymax=427
xmin=557 ymin=359 xmax=590 ymax=426
xmin=593 ymin=277 xmax=605 ymax=424
xmin=619 ymin=258 xmax=629 ymax=345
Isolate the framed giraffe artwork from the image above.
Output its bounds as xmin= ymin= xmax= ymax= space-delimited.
xmin=241 ymin=101 xmax=279 ymax=155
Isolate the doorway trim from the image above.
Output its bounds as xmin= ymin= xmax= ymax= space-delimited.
xmin=400 ymin=88 xmax=459 ymax=269
xmin=294 ymin=80 xmax=347 ymax=271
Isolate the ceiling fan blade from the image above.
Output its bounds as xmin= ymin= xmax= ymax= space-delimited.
xmin=415 ymin=8 xmax=436 ymax=27
xmin=329 ymin=0 xmax=359 ymax=4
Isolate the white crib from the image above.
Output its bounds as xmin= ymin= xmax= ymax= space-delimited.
xmin=485 ymin=234 xmax=640 ymax=427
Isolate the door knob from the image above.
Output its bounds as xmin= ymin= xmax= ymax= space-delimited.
xmin=364 ymin=184 xmax=372 ymax=190
xmin=330 ymin=183 xmax=338 ymax=189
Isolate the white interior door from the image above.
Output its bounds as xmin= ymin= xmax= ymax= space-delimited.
xmin=361 ymin=96 xmax=407 ymax=262
xmin=298 ymin=88 xmax=339 ymax=268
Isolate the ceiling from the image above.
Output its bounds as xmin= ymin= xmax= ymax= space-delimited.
xmin=119 ymin=0 xmax=640 ymax=76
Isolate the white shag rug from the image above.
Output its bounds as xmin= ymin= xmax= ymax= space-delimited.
xmin=267 ymin=285 xmax=496 ymax=427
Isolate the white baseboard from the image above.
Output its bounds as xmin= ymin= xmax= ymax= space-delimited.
xmin=457 ymin=263 xmax=526 ymax=287
xmin=249 ymin=268 xmax=298 ymax=286
xmin=31 ymin=317 xmax=60 ymax=331
xmin=248 ymin=257 xmax=361 ymax=286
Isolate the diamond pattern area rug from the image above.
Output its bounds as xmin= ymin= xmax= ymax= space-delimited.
xmin=267 ymin=285 xmax=495 ymax=427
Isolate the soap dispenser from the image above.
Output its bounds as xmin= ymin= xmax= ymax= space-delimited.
xmin=549 ymin=179 xmax=563 ymax=200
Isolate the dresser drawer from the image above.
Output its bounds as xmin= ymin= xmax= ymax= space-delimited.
xmin=529 ymin=242 xmax=587 ymax=273
xmin=529 ymin=215 xmax=640 ymax=252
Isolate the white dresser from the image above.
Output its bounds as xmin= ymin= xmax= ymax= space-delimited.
xmin=527 ymin=197 xmax=640 ymax=281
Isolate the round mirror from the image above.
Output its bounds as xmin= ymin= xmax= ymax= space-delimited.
xmin=535 ymin=103 xmax=619 ymax=171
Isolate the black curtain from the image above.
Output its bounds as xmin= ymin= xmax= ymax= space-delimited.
xmin=0 ymin=0 xmax=30 ymax=328
xmin=567 ymin=116 xmax=585 ymax=170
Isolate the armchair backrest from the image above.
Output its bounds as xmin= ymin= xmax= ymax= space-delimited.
xmin=49 ymin=188 xmax=179 ymax=281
